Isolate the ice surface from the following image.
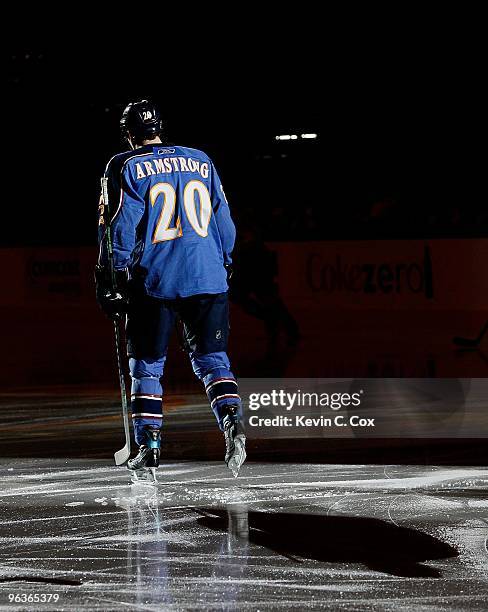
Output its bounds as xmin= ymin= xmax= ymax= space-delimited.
xmin=0 ymin=460 xmax=486 ymax=610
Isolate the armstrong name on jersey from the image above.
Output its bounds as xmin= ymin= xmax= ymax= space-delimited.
xmin=135 ymin=156 xmax=210 ymax=180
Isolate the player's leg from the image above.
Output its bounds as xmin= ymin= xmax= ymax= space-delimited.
xmin=179 ymin=292 xmax=246 ymax=476
xmin=125 ymin=292 xmax=175 ymax=477
xmin=127 ymin=355 xmax=166 ymax=471
xmin=192 ymin=350 xmax=246 ymax=477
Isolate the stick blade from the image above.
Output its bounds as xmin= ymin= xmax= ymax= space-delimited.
xmin=114 ymin=444 xmax=130 ymax=466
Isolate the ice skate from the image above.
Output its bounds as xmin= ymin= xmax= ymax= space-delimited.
xmin=130 ymin=467 xmax=158 ymax=485
xmin=223 ymin=405 xmax=246 ymax=478
xmin=128 ymin=426 xmax=161 ymax=485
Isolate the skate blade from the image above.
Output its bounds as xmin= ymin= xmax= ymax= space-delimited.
xmin=130 ymin=467 xmax=157 ymax=486
xmin=228 ymin=459 xmax=240 ymax=478
xmin=227 ymin=437 xmax=247 ymax=478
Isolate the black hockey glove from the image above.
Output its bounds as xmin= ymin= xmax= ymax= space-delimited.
xmin=95 ymin=266 xmax=130 ymax=320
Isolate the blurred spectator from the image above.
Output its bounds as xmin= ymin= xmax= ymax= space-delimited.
xmin=230 ymin=222 xmax=300 ymax=356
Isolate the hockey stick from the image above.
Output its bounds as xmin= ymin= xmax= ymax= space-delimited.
xmin=112 ymin=319 xmax=131 ymax=465
xmin=452 ymin=320 xmax=488 ymax=348
xmin=101 ymin=177 xmax=131 ymax=465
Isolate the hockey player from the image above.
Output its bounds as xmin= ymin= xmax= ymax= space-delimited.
xmin=96 ymin=100 xmax=246 ymax=480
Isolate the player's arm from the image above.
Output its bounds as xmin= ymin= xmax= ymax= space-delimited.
xmin=96 ymin=159 xmax=145 ymax=318
xmin=210 ymin=162 xmax=236 ymax=266
xmin=98 ymin=159 xmax=145 ymax=269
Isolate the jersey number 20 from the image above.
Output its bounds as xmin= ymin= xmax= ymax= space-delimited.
xmin=150 ymin=180 xmax=212 ymax=243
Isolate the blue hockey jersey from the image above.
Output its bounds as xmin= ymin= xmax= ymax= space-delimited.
xmin=98 ymin=145 xmax=236 ymax=299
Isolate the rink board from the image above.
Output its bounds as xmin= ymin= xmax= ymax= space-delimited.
xmin=0 ymin=240 xmax=487 ymax=388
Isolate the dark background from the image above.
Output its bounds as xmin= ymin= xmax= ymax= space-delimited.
xmin=1 ymin=20 xmax=487 ymax=465
xmin=5 ymin=29 xmax=486 ymax=248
